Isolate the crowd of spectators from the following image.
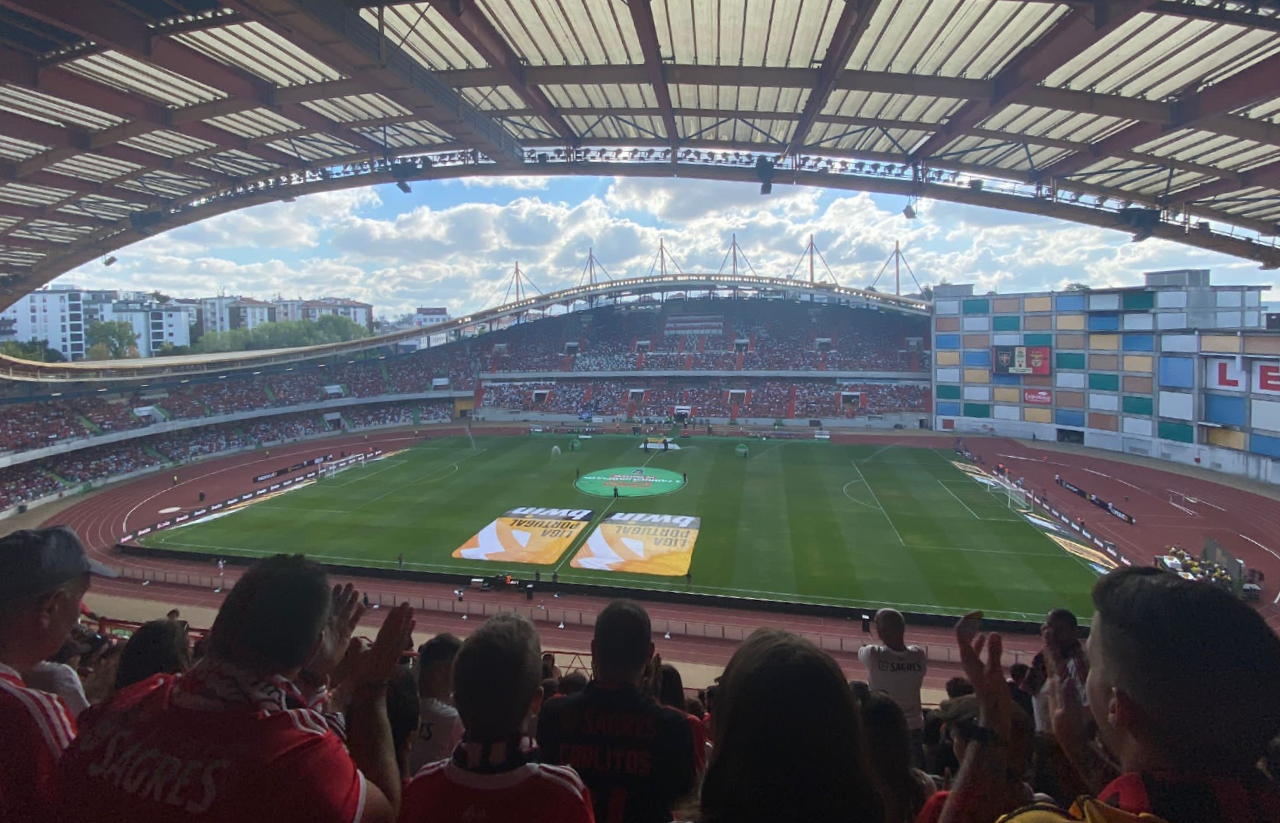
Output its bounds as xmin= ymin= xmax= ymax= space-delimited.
xmin=6 ymin=543 xmax=1277 ymax=823
xmin=242 ymin=412 xmax=324 ymax=442
xmin=46 ymin=442 xmax=161 ymax=484
xmin=0 ymin=463 xmax=64 ymax=509
xmin=0 ymin=300 xmax=927 ymax=459
xmin=0 ymin=402 xmax=90 ymax=451
xmin=151 ymin=427 xmax=250 ymax=461
xmin=345 ymin=402 xmax=415 ymax=429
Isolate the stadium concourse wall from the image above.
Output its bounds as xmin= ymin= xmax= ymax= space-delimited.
xmin=0 ymin=390 xmax=470 ymax=470
xmin=939 ymin=416 xmax=1280 ymax=485
xmin=482 ymin=370 xmax=929 ymax=381
xmin=0 ymin=416 xmax=466 ymax=522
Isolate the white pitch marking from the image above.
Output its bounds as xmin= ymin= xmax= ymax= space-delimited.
xmin=850 ymin=461 xmax=903 ymax=545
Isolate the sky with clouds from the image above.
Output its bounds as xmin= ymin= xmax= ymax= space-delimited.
xmin=58 ymin=175 xmax=1276 ymax=319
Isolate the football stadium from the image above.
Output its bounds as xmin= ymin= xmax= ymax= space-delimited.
xmin=3 ymin=2 xmax=1280 ymax=820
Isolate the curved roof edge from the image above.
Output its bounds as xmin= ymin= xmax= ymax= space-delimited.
xmin=0 ymin=273 xmax=927 ymax=382
xmin=4 ymin=149 xmax=1277 ymax=310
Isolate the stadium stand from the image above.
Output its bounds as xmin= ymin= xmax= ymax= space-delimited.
xmin=13 ymin=566 xmax=1273 ymax=823
xmin=0 ymin=302 xmax=928 ymax=511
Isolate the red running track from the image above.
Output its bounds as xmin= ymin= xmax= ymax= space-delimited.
xmin=44 ymin=432 xmax=1280 ymax=678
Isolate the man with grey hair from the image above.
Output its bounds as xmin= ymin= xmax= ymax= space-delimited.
xmin=0 ymin=525 xmax=115 ymax=823
xmin=858 ymin=608 xmax=928 ymax=762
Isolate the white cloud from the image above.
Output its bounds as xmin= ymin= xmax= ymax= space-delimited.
xmin=454 ymin=176 xmax=551 ymax=190
xmin=53 ymin=176 xmax=1270 ymax=318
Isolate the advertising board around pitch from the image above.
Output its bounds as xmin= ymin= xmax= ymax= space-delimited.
xmin=452 ymin=507 xmax=594 ymax=565
xmin=570 ymin=512 xmax=701 ymax=576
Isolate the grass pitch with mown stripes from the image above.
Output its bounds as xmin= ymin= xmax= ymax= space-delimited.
xmin=140 ymin=436 xmax=1097 ymax=620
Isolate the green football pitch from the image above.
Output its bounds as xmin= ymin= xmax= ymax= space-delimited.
xmin=139 ymin=436 xmax=1099 ymax=620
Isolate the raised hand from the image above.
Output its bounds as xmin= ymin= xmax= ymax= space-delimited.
xmin=347 ymin=602 xmax=415 ymax=690
xmin=955 ymin=622 xmax=1012 ymax=739
xmin=305 ymin=583 xmax=367 ymax=684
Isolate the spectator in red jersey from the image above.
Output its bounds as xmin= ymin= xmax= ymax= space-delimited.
xmin=696 ymin=628 xmax=885 ymax=823
xmin=58 ymin=554 xmax=416 ymax=823
xmin=538 ymin=599 xmax=696 ymax=823
xmin=408 ymin=633 xmax=464 ymax=773
xmin=384 ymin=665 xmax=420 ymax=782
xmin=113 ymin=618 xmax=192 ymax=691
xmin=0 ymin=526 xmax=115 ymax=823
xmin=939 ymin=567 xmax=1280 ymax=823
xmin=400 ymin=613 xmax=593 ymax=823
xmin=654 ymin=663 xmax=708 ymax=774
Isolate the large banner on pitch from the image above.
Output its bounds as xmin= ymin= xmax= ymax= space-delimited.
xmin=570 ymin=512 xmax=700 ymax=576
xmin=452 ymin=507 xmax=593 ymax=565
xmin=993 ymin=345 xmax=1051 ymax=375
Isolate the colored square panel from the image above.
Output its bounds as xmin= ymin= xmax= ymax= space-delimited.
xmin=1122 ymin=291 xmax=1155 ymax=310
xmin=1122 ymin=395 xmax=1154 ymax=415
xmin=1056 ymin=390 xmax=1085 ymax=408
xmin=1056 ymin=352 xmax=1086 ymax=370
xmin=1024 ymin=407 xmax=1052 ymax=423
xmin=1089 ymin=354 xmax=1119 ymax=371
xmin=936 ymin=384 xmax=961 ymax=400
xmin=1158 ymin=357 xmax=1194 ymax=389
xmin=1205 ymin=428 xmax=1246 ymax=450
xmin=1088 ymin=413 xmax=1118 ymax=431
xmin=1057 ymin=333 xmax=1085 ymax=349
xmin=963 ymin=368 xmax=990 ymax=383
xmin=1123 ymin=376 xmax=1153 ymax=393
xmin=993 ymin=297 xmax=1021 ymax=314
xmin=1024 ymin=333 xmax=1053 ymax=346
xmin=1201 ymin=335 xmax=1241 ymax=353
xmin=937 ymin=401 xmax=961 ymax=416
xmin=1088 ymin=313 xmax=1120 ymax=331
xmin=1090 ymin=334 xmax=1119 ymax=351
xmin=1024 ymin=376 xmax=1052 ymax=387
xmin=1123 ymin=355 xmax=1152 ymax=373
xmin=962 ymin=298 xmax=990 ymax=315
xmin=1088 ymin=373 xmax=1120 ymax=392
xmin=1055 ymin=294 xmax=1087 ymax=312
xmin=962 ymin=334 xmax=989 ymax=348
xmin=1122 ymin=335 xmax=1154 ymax=352
xmin=936 ymin=334 xmax=960 ymax=349
xmin=962 ymin=349 xmax=992 ymax=367
xmin=1056 ymin=314 xmax=1086 ymax=330
xmin=936 ymin=317 xmax=961 ymax=332
xmin=1024 ymin=296 xmax=1052 ymax=312
xmin=1056 ymin=409 xmax=1085 ymax=427
xmin=935 ymin=351 xmax=960 ymax=366
xmin=992 ymin=315 xmax=1020 ymax=331
xmin=1024 ymin=315 xmax=1052 ymax=330
xmin=1158 ymin=420 xmax=1195 ymax=443
xmin=993 ymin=387 xmax=1021 ymax=403
xmin=962 ymin=403 xmax=991 ymax=418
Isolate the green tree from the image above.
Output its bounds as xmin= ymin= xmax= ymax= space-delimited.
xmin=86 ymin=320 xmax=139 ymax=359
xmin=153 ymin=342 xmax=192 ymax=357
xmin=85 ymin=342 xmax=112 ymax=361
xmin=0 ymin=339 xmax=65 ymax=362
xmin=191 ymin=317 xmax=369 ymax=354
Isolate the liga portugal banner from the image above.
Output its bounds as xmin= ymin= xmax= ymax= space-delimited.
xmin=993 ymin=345 xmax=1051 ymax=375
xmin=571 ymin=512 xmax=701 ymax=576
xmin=452 ymin=507 xmax=593 ymax=565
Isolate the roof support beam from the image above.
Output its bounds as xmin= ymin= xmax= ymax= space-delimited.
xmin=625 ymin=0 xmax=680 ymax=151
xmin=909 ymin=0 xmax=1159 ymax=161
xmin=1150 ymin=1 xmax=1280 ymax=32
xmin=1037 ymin=51 xmax=1280 ymax=182
xmin=224 ymin=0 xmax=524 ymax=166
xmin=1164 ymin=158 xmax=1280 ymax=208
xmin=426 ymin=0 xmax=576 ymax=145
xmin=0 ymin=203 xmax=109 ymax=227
xmin=785 ymin=0 xmax=882 ymax=155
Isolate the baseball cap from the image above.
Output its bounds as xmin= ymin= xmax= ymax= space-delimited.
xmin=0 ymin=526 xmax=117 ymax=604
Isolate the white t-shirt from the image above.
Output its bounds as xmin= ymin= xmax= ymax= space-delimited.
xmin=24 ymin=661 xmax=89 ymax=717
xmin=409 ymin=696 xmax=465 ymax=771
xmin=858 ymin=644 xmax=928 ymax=730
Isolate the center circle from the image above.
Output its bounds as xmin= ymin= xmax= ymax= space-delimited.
xmin=575 ymin=466 xmax=686 ymax=498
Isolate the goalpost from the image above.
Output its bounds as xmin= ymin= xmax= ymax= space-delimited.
xmin=986 ymin=477 xmax=1032 ymax=513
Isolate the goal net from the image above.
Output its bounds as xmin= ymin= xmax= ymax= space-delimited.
xmin=986 ymin=477 xmax=1032 ymax=512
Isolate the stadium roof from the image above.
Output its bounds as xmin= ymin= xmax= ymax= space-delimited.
xmin=1 ymin=0 xmax=1279 ymax=310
